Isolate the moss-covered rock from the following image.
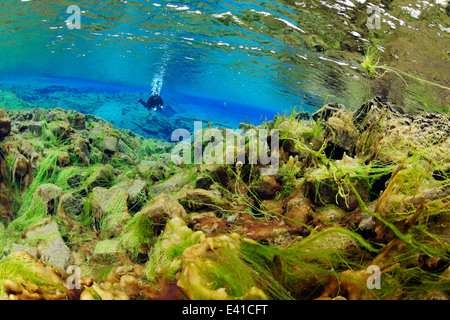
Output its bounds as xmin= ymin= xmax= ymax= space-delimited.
xmin=0 ymin=109 xmax=11 ymax=140
xmin=0 ymin=250 xmax=68 ymax=300
xmin=24 ymin=217 xmax=71 ymax=270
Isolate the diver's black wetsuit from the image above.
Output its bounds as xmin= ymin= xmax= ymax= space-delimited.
xmin=138 ymin=93 xmax=164 ymax=111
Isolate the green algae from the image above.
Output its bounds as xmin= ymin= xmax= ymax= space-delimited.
xmin=362 ymin=46 xmax=450 ymax=110
xmin=5 ymin=152 xmax=59 ymax=234
xmin=1 ymin=96 xmax=449 ymax=301
xmin=144 ymin=217 xmax=203 ymax=283
xmin=176 ymin=227 xmax=379 ymax=300
xmin=0 ymin=251 xmax=66 ymax=298
xmin=119 ymin=211 xmax=155 ymax=259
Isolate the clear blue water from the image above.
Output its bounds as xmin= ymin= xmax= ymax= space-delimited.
xmin=0 ymin=0 xmax=448 ymax=137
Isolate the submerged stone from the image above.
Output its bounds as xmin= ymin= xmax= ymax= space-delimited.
xmin=0 ymin=250 xmax=67 ymax=300
xmin=141 ymin=193 xmax=187 ymax=223
xmin=311 ymin=103 xmax=346 ymax=122
xmin=24 ymin=217 xmax=71 ymax=270
xmin=0 ymin=109 xmax=11 ymax=140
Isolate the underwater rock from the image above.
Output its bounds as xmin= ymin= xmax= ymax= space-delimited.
xmin=177 ymin=233 xmax=268 ymax=300
xmin=252 ymin=175 xmax=283 ymax=199
xmin=358 ymin=212 xmax=376 ymax=233
xmin=68 ymin=111 xmax=86 ymax=130
xmin=0 ymin=250 xmax=68 ymax=300
xmin=0 ymin=135 xmax=35 ymax=189
xmin=312 ymin=205 xmax=347 ymax=228
xmin=178 ymin=188 xmax=226 ymax=211
xmin=236 ymin=212 xmax=298 ymax=244
xmin=57 ymin=151 xmax=71 ymax=167
xmin=12 ymin=153 xmax=29 ymax=181
xmin=189 ymin=212 xmax=229 ymax=235
xmin=74 ymin=147 xmax=89 ymax=165
xmin=29 ymin=121 xmax=44 ymax=136
xmin=24 ymin=217 xmax=71 ymax=271
xmin=2 ymin=101 xmax=449 ymax=301
xmin=49 ymin=121 xmax=71 ymax=141
xmin=141 ymin=193 xmax=187 ymax=224
xmin=56 ymin=193 xmax=82 ymax=227
xmin=295 ymin=111 xmax=311 ymax=121
xmin=34 ymin=183 xmax=63 ymax=214
xmin=102 ymin=133 xmax=119 ymax=155
xmin=202 ymin=163 xmax=229 ymax=187
xmin=261 ymin=199 xmax=285 ymax=216
xmin=151 ymin=168 xmax=197 ymax=196
xmin=0 ymin=182 xmax=13 ymax=223
xmin=306 ymin=155 xmax=370 ymax=211
xmin=317 ymin=268 xmax=378 ymax=300
xmin=119 ymin=274 xmax=141 ymax=299
xmin=90 ymin=184 xmax=131 ymax=236
xmin=325 ymin=112 xmax=359 ymax=159
xmin=126 ymin=179 xmax=147 ymax=208
xmin=44 ymin=108 xmax=69 ymax=123
xmin=307 ymin=176 xmax=366 ymax=212
xmin=285 ymin=196 xmax=313 ymax=227
xmin=353 ymin=98 xmax=449 ymax=171
xmin=352 ymin=96 xmax=403 ymax=132
xmin=116 ymin=138 xmax=131 ymax=154
xmin=0 ymin=109 xmax=11 ymax=140
xmin=104 ymin=210 xmax=133 ymax=238
xmin=80 ymin=281 xmax=129 ymax=300
xmin=72 ymin=137 xmax=90 ymax=156
xmin=85 ymin=165 xmax=115 ymax=190
xmin=311 ymin=103 xmax=346 ymax=122
xmin=227 ymin=178 xmax=249 ymax=196
xmin=93 ymin=239 xmax=125 ymax=264
xmin=87 ymin=121 xmax=106 ymax=145
xmin=144 ymin=217 xmax=204 ymax=284
xmin=137 ymin=160 xmax=171 ymax=181
xmin=90 ymin=187 xmax=123 ymax=219
xmin=135 ymin=160 xmax=154 ymax=178
xmin=60 ymin=194 xmax=84 ymax=217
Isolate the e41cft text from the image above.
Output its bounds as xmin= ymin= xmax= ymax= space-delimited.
xmin=226 ymin=304 xmax=267 ymax=315
xmin=182 ymin=304 xmax=268 ymax=317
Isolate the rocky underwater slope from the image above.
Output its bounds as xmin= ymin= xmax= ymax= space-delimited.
xmin=0 ymin=97 xmax=449 ymax=300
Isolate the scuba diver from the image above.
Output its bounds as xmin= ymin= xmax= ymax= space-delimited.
xmin=136 ymin=92 xmax=164 ymax=112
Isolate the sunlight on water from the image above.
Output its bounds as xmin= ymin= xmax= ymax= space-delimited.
xmin=0 ymin=0 xmax=448 ymax=122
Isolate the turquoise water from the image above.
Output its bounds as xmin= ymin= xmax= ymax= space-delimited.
xmin=0 ymin=0 xmax=449 ymax=137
